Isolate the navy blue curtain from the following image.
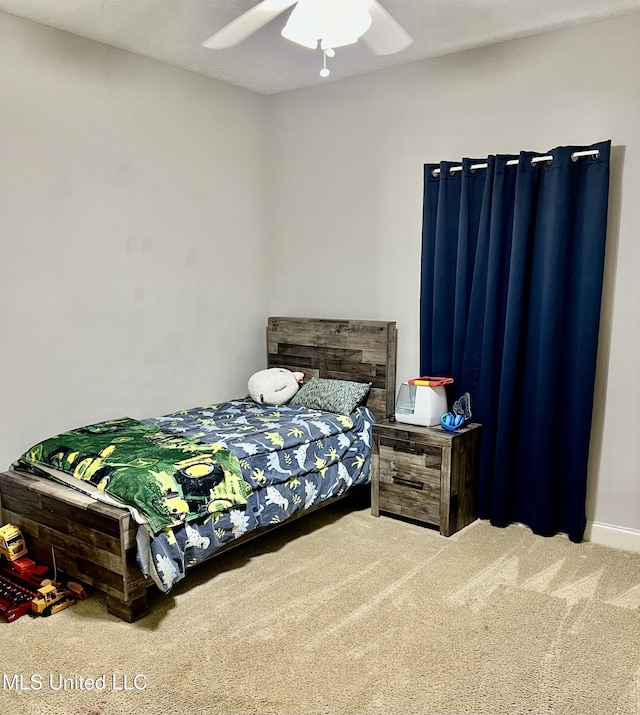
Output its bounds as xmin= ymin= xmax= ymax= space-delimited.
xmin=420 ymin=141 xmax=610 ymax=543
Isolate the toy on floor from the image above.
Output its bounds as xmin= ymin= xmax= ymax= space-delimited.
xmin=31 ymin=579 xmax=88 ymax=617
xmin=0 ymin=523 xmax=88 ymax=621
xmin=248 ymin=368 xmax=305 ymax=406
xmin=0 ymin=523 xmax=49 ymax=582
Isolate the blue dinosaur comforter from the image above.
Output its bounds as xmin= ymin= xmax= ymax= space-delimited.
xmin=139 ymin=398 xmax=374 ymax=592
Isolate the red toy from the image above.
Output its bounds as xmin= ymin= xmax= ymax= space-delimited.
xmin=407 ymin=376 xmax=454 ymax=387
xmin=0 ymin=523 xmax=89 ymax=621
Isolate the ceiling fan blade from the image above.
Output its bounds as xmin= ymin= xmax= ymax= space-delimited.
xmin=202 ymin=0 xmax=297 ymax=49
xmin=362 ymin=0 xmax=413 ymax=55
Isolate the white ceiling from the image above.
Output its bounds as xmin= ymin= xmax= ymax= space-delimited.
xmin=1 ymin=0 xmax=640 ymax=95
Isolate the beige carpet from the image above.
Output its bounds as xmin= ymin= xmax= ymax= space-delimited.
xmin=2 ymin=494 xmax=640 ymax=715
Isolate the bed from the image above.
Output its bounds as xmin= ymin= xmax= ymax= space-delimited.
xmin=0 ymin=317 xmax=397 ymax=621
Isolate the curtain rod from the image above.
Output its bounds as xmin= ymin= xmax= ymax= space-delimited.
xmin=430 ymin=149 xmax=600 ymax=178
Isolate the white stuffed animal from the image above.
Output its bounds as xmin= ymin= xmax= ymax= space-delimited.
xmin=248 ymin=368 xmax=305 ymax=406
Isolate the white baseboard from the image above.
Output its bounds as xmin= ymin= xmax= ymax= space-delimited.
xmin=585 ymin=520 xmax=640 ymax=553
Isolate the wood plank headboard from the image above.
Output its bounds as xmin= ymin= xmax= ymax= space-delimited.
xmin=267 ymin=317 xmax=397 ymax=422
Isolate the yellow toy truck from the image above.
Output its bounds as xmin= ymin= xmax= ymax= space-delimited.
xmin=0 ymin=524 xmax=28 ymax=562
xmin=0 ymin=523 xmax=49 ymax=582
xmin=31 ymin=580 xmax=87 ymax=618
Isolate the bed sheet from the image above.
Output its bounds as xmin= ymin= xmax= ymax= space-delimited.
xmin=140 ymin=398 xmax=374 ymax=592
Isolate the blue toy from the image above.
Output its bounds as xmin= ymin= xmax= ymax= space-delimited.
xmin=440 ymin=392 xmax=472 ymax=432
xmin=440 ymin=412 xmax=465 ymax=432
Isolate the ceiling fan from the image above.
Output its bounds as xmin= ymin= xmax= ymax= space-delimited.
xmin=202 ymin=0 xmax=413 ymax=68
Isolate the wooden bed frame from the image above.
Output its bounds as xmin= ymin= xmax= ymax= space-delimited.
xmin=0 ymin=317 xmax=397 ymax=621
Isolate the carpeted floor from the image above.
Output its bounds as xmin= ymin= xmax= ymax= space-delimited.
xmin=2 ymin=493 xmax=639 ymax=715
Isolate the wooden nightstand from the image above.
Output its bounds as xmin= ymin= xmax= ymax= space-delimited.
xmin=371 ymin=420 xmax=481 ymax=536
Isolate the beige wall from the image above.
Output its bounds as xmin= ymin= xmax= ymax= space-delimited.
xmin=267 ymin=13 xmax=640 ymax=533
xmin=0 ymin=14 xmax=271 ymax=466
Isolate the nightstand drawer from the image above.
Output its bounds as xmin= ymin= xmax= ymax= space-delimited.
xmin=379 ymin=436 xmax=442 ymax=465
xmin=378 ymin=482 xmax=440 ymax=525
xmin=378 ymin=442 xmax=441 ymax=486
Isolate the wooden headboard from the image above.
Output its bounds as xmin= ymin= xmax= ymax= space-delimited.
xmin=267 ymin=317 xmax=397 ymax=422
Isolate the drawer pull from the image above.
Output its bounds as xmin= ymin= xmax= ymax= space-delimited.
xmin=393 ymin=477 xmax=424 ymax=490
xmin=392 ymin=444 xmax=424 ymax=455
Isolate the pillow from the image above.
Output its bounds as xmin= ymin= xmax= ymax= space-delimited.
xmin=289 ymin=378 xmax=371 ymax=415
